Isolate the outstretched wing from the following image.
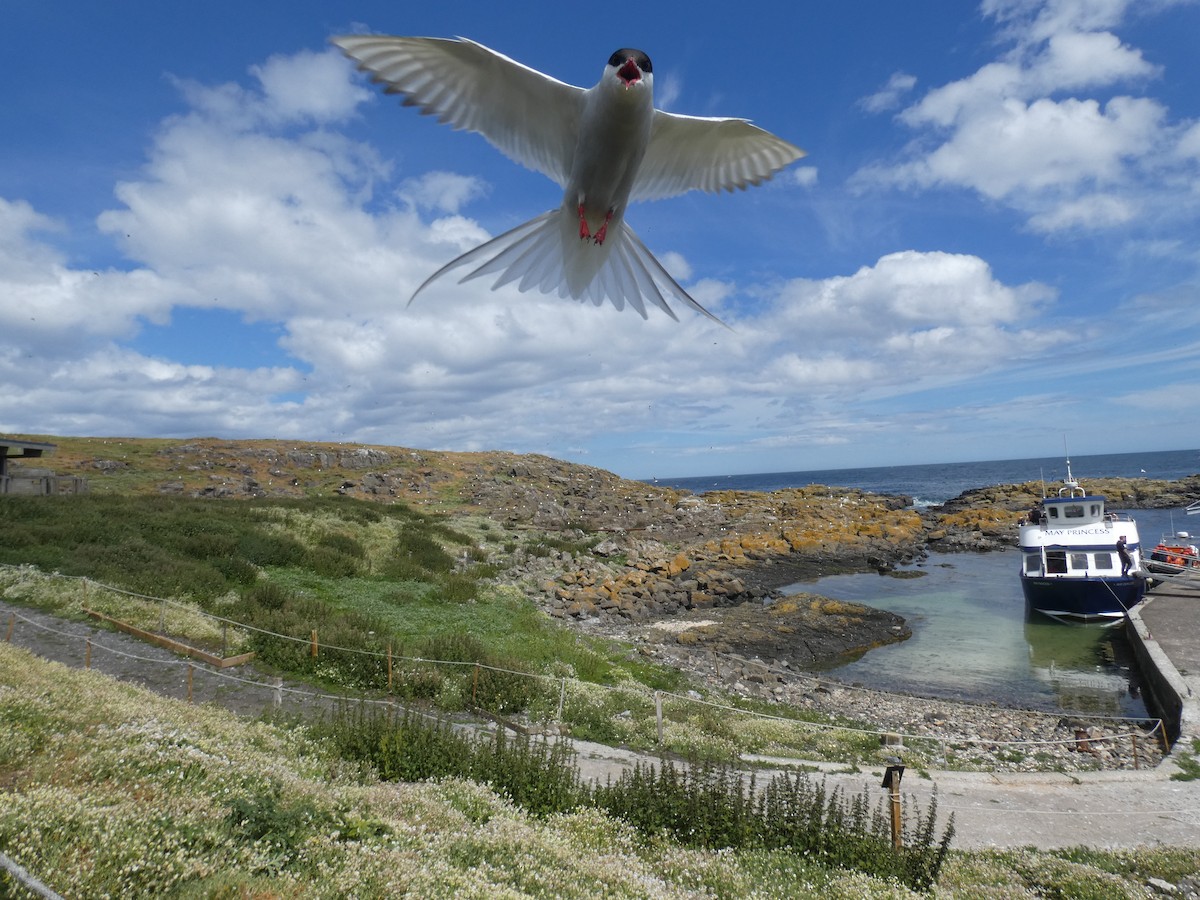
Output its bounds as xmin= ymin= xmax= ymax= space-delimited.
xmin=632 ymin=111 xmax=805 ymax=201
xmin=331 ymin=35 xmax=583 ymax=188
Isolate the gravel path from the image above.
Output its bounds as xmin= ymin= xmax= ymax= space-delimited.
xmin=4 ymin=598 xmax=1200 ymax=851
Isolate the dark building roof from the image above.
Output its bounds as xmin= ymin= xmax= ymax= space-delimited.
xmin=0 ymin=438 xmax=57 ymax=476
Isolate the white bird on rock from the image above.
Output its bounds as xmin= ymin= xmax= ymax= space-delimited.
xmin=331 ymin=35 xmax=805 ymax=325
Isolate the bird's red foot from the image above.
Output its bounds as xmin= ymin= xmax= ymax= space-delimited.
xmin=578 ymin=205 xmax=614 ymax=245
xmin=592 ymin=210 xmax=614 ymax=246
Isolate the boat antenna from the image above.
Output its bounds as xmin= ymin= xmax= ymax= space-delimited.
xmin=1059 ymin=438 xmax=1081 ymax=497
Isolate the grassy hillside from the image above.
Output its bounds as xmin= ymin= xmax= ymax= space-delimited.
xmin=4 ymin=433 xmax=648 ymax=512
xmin=0 ymin=489 xmax=681 ymax=733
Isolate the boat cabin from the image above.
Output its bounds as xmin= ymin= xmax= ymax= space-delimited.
xmin=1020 ymin=490 xmax=1138 ymax=579
xmin=1040 ymin=495 xmax=1106 ymax=525
xmin=1023 ymin=546 xmax=1122 ymax=577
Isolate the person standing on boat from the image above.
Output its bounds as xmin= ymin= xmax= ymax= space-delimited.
xmin=1117 ymin=535 xmax=1132 ymax=575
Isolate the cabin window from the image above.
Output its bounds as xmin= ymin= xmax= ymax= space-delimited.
xmin=1046 ymin=550 xmax=1068 ymax=574
xmin=1094 ymin=553 xmax=1114 ymax=570
xmin=1024 ymin=553 xmax=1042 ymax=575
xmin=1063 ymin=504 xmax=1085 ymax=519
xmin=1047 ymin=507 xmax=1059 ymax=519
xmin=1070 ymin=553 xmax=1089 ymax=570
xmin=1090 ymin=504 xmax=1101 ymax=516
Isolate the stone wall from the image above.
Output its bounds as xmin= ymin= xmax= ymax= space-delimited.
xmin=1 ymin=472 xmax=88 ymax=495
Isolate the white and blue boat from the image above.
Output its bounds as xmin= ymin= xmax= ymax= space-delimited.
xmin=1018 ymin=461 xmax=1145 ymax=624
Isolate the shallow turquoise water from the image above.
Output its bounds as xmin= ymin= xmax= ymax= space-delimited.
xmin=783 ymin=507 xmax=1195 ymax=718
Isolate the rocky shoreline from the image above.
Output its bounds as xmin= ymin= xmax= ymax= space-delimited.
xmin=14 ymin=436 xmax=1200 ymax=771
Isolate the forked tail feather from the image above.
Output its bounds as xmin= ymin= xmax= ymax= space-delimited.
xmin=408 ymin=208 xmax=728 ymax=327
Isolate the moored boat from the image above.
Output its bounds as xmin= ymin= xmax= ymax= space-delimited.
xmin=1018 ymin=461 xmax=1145 ymax=624
xmin=1146 ymin=532 xmax=1200 ymax=577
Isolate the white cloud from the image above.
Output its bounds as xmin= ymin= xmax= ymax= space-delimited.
xmin=861 ymin=0 xmax=1198 ymax=235
xmin=399 ymin=171 xmax=490 ymax=214
xmin=860 ymin=72 xmax=918 ymax=114
xmin=94 ymin=60 xmax=423 ymax=323
xmin=1026 ymin=191 xmax=1136 ymax=231
xmin=982 ymin=0 xmax=1190 ymax=45
xmin=772 ymin=250 xmax=1051 ymax=329
xmin=1030 ymin=30 xmax=1157 ymax=90
xmin=0 ymin=198 xmax=177 ymax=355
xmin=896 ymin=95 xmax=1164 ymax=199
xmin=786 ymin=167 xmax=819 ymax=188
xmin=251 ymin=49 xmax=373 ymax=124
xmin=654 ymin=71 xmax=684 ymax=111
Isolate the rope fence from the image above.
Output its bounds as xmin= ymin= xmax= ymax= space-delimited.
xmin=0 ymin=565 xmax=1172 ymax=768
xmin=0 ymin=850 xmax=65 ymax=900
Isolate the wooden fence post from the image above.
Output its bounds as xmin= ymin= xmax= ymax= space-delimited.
xmin=85 ymin=638 xmax=92 ymax=669
xmin=387 ymin=644 xmax=393 ymax=692
xmin=310 ymin=629 xmax=318 ymax=659
xmin=472 ymin=662 xmax=480 ymax=705
xmin=187 ymin=663 xmax=194 ymax=703
xmin=4 ymin=613 xmax=13 ymax=643
xmin=883 ymin=765 xmax=905 ymax=850
xmin=655 ymin=691 xmax=663 ymax=743
xmin=557 ymin=677 xmax=566 ymax=722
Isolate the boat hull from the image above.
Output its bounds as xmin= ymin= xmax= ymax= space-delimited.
xmin=1020 ymin=574 xmax=1145 ymax=625
xmin=1145 ymin=558 xmax=1200 ymax=577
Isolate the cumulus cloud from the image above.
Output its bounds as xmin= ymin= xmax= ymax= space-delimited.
xmin=251 ymin=49 xmax=373 ymax=124
xmin=859 ymin=0 xmax=1199 ymax=236
xmin=0 ymin=198 xmax=176 ymax=355
xmin=750 ymin=250 xmax=1059 ymax=397
xmin=894 ymin=95 xmax=1164 ymax=199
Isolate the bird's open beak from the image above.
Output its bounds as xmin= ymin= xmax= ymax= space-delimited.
xmin=617 ymin=58 xmax=641 ymax=87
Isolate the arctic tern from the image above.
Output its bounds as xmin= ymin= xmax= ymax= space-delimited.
xmin=331 ymin=35 xmax=805 ymax=324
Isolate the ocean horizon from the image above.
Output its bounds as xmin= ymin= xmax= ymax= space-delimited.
xmin=648 ymin=448 xmax=1200 ymax=507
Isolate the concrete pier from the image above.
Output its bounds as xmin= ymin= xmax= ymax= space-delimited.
xmin=1126 ymin=569 xmax=1200 ymax=747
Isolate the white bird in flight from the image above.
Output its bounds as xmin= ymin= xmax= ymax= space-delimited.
xmin=331 ymin=35 xmax=805 ymax=325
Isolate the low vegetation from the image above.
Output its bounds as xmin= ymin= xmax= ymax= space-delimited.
xmin=0 ymin=493 xmax=940 ymax=768
xmin=5 ymin=646 xmax=1198 ymax=898
xmin=310 ymin=702 xmax=954 ymax=893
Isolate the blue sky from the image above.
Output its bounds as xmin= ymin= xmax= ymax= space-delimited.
xmin=2 ymin=1 xmax=1198 ymax=479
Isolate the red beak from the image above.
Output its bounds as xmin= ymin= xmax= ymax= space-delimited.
xmin=617 ymin=58 xmax=641 ymax=85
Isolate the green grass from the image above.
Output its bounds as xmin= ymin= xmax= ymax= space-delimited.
xmin=1170 ymin=738 xmax=1200 ymax=781
xmin=4 ymin=645 xmax=1198 ymax=899
xmin=0 ymin=493 xmax=670 ymax=726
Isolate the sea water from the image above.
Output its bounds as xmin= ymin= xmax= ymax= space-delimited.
xmin=652 ymin=448 xmax=1200 ymax=507
xmin=652 ymin=449 xmax=1200 ymax=717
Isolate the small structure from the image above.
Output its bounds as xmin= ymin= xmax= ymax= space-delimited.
xmin=0 ymin=438 xmax=86 ymax=495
